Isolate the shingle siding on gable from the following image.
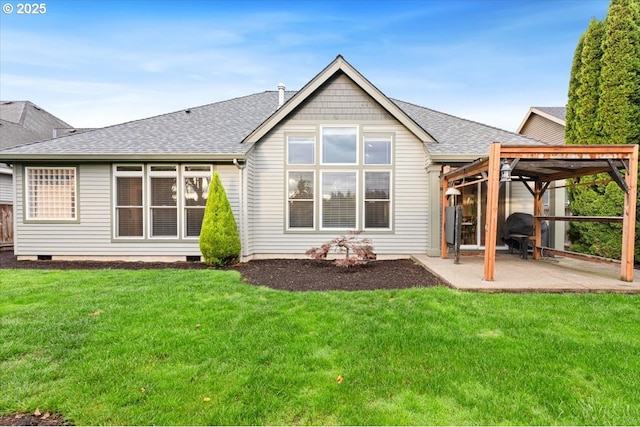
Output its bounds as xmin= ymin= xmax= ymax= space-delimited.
xmin=520 ymin=114 xmax=565 ymax=145
xmin=289 ymin=74 xmax=392 ymax=121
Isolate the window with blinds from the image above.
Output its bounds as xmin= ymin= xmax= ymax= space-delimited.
xmin=115 ymin=168 xmax=144 ymax=237
xmin=364 ymin=171 xmax=391 ymax=229
xmin=26 ymin=167 xmax=77 ymax=220
xmin=285 ymin=129 xmax=394 ymax=232
xmin=288 ymin=171 xmax=314 ymax=229
xmin=321 ymin=171 xmax=357 ymax=229
xmin=113 ymin=164 xmax=213 ymax=239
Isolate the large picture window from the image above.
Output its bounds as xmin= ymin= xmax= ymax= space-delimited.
xmin=26 ymin=167 xmax=77 ymax=220
xmin=286 ymin=128 xmax=393 ymax=232
xmin=322 ymin=171 xmax=357 ymax=229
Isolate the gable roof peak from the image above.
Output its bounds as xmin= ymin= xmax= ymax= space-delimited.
xmin=243 ymin=55 xmax=435 ymax=144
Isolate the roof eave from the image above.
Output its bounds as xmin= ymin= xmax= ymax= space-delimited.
xmin=1 ymin=153 xmax=247 ymax=162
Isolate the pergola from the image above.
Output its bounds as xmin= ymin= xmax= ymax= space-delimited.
xmin=441 ymin=143 xmax=639 ymax=282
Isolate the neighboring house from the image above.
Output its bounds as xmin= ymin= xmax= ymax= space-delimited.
xmin=516 ymin=106 xmax=566 ymax=145
xmin=0 ymin=101 xmax=73 ymax=248
xmin=0 ymin=56 xmax=548 ymax=262
xmin=517 ymin=106 xmax=567 ymax=249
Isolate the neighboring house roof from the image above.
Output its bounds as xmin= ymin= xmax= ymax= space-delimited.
xmin=0 ymin=101 xmax=72 ymax=150
xmin=516 ymin=106 xmax=566 ymax=134
xmin=516 ymin=106 xmax=566 ymax=146
xmin=0 ymin=57 xmax=544 ymax=162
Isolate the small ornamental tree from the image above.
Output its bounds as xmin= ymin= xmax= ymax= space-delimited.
xmin=306 ymin=230 xmax=376 ymax=268
xmin=199 ymin=171 xmax=241 ymax=267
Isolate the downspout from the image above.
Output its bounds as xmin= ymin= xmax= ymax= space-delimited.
xmin=233 ymin=159 xmax=248 ymax=259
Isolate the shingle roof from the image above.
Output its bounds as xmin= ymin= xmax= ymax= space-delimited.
xmin=0 ymin=101 xmax=72 ymax=150
xmin=0 ymin=92 xmax=294 ymax=159
xmin=1 ymin=90 xmax=543 ymax=160
xmin=535 ymin=106 xmax=566 ymax=122
xmin=392 ymin=100 xmax=543 ymax=157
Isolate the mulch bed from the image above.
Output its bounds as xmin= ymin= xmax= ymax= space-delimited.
xmin=0 ymin=250 xmax=441 ymax=425
xmin=0 ymin=250 xmax=442 ymax=292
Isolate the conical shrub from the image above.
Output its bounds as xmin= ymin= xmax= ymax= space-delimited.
xmin=199 ymin=171 xmax=241 ymax=266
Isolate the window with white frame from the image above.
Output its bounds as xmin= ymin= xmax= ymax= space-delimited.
xmin=286 ymin=128 xmax=393 ymax=231
xmin=287 ymin=136 xmax=315 ymax=165
xmin=364 ymin=136 xmax=392 ymax=165
xmin=364 ymin=171 xmax=391 ymax=229
xmin=183 ymin=165 xmax=212 ymax=238
xmin=114 ymin=164 xmax=214 ymax=239
xmin=321 ymin=171 xmax=357 ymax=229
xmin=148 ymin=165 xmax=178 ymax=237
xmin=114 ymin=165 xmax=144 ymax=237
xmin=321 ymin=126 xmax=357 ymax=164
xmin=26 ymin=167 xmax=77 ymax=220
xmin=288 ymin=171 xmax=314 ymax=229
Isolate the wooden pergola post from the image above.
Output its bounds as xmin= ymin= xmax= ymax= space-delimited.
xmin=483 ymin=143 xmax=501 ymax=281
xmin=620 ymin=144 xmax=638 ymax=281
xmin=441 ymin=178 xmax=449 ymax=259
xmin=440 ymin=144 xmax=636 ymax=283
xmin=533 ymin=180 xmax=544 ymax=260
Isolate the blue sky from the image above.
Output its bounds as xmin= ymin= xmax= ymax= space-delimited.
xmin=0 ymin=0 xmax=609 ymax=131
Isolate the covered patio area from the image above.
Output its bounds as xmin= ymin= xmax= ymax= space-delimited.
xmin=440 ymin=143 xmax=638 ymax=283
xmin=413 ymin=253 xmax=640 ymax=293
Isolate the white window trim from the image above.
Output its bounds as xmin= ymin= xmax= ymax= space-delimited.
xmin=182 ymin=164 xmax=213 ymax=239
xmin=25 ymin=166 xmax=77 ymax=221
xmin=319 ymin=170 xmax=359 ymax=231
xmin=113 ymin=164 xmax=145 ymax=239
xmin=363 ymin=170 xmax=392 ymax=231
xmin=286 ymin=135 xmax=316 ymax=165
xmin=363 ymin=135 xmax=393 ymax=165
xmin=320 ymin=125 xmax=359 ymax=166
xmin=286 ymin=170 xmax=316 ymax=230
xmin=147 ymin=164 xmax=179 ymax=239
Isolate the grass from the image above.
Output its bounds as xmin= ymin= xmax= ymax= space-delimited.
xmin=1 ymin=268 xmax=639 ymax=425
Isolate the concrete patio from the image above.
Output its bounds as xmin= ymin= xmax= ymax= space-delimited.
xmin=412 ymin=252 xmax=640 ymax=293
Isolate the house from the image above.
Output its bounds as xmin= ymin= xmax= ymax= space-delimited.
xmin=0 ymin=55 xmax=550 ymax=262
xmin=517 ymin=106 xmax=568 ymax=249
xmin=0 ymin=101 xmax=73 ymax=248
xmin=516 ymin=106 xmax=566 ymax=145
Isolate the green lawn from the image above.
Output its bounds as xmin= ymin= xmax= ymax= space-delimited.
xmin=1 ymin=268 xmax=639 ymax=425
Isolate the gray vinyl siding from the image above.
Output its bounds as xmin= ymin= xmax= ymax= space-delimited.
xmin=0 ymin=173 xmax=12 ymax=204
xmin=13 ymin=162 xmax=240 ymax=258
xmin=519 ymin=114 xmax=565 ymax=145
xmin=250 ymin=122 xmax=429 ymax=256
xmin=247 ymin=75 xmax=429 ymax=257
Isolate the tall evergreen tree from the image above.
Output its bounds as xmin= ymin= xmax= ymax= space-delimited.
xmin=199 ymin=171 xmax=241 ymax=267
xmin=566 ymin=0 xmax=640 ymax=260
xmin=598 ymin=0 xmax=640 ymax=145
xmin=575 ymin=19 xmax=605 ymax=145
xmin=565 ymin=33 xmax=585 ymax=145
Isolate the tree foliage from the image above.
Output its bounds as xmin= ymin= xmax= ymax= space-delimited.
xmin=199 ymin=171 xmax=241 ymax=267
xmin=306 ymin=230 xmax=376 ymax=268
xmin=566 ymin=0 xmax=640 ymax=260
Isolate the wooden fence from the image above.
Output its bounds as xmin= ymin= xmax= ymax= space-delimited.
xmin=0 ymin=204 xmax=13 ymax=247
